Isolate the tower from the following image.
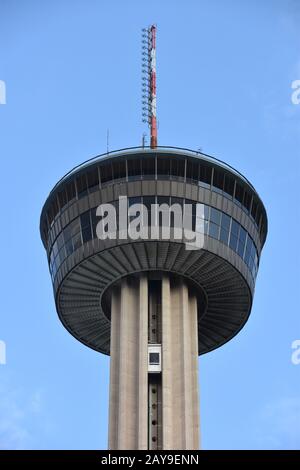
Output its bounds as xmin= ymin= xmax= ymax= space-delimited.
xmin=40 ymin=26 xmax=267 ymax=450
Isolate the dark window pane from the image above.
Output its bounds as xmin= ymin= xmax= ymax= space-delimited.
xmin=186 ymin=160 xmax=199 ymax=183
xmin=72 ymin=232 xmax=82 ymax=251
xmin=80 ymin=211 xmax=91 ymax=230
xmin=112 ymin=160 xmax=126 ymax=180
xmin=52 ymin=198 xmax=59 ymax=220
xmin=129 ymin=196 xmax=142 ymax=206
xmin=224 ymin=174 xmax=234 ymax=197
xmin=220 ymin=227 xmax=229 ymax=244
xmin=209 ymin=222 xmax=219 ymax=239
xmin=142 ymin=157 xmax=155 ymax=178
xmin=251 ymin=199 xmax=258 ymax=220
xmin=66 ymin=181 xmax=76 ymax=201
xmin=82 ymin=225 xmax=92 ymax=243
xmin=234 ymin=182 xmax=244 ymax=205
xmin=237 ymin=238 xmax=245 ymax=258
xmin=127 ymin=159 xmax=141 ymax=179
xmin=65 ymin=238 xmax=73 ymax=256
xmin=199 ymin=164 xmax=212 ymax=186
xmin=213 ymin=168 xmax=224 ymax=192
xmin=57 ymin=233 xmax=64 ymax=250
xmin=143 ymin=196 xmax=155 ymax=211
xmin=64 ymin=218 xmax=80 ymax=243
xmin=229 ymin=234 xmax=238 ymax=251
xmin=170 ymin=158 xmax=185 ymax=179
xmin=149 ymin=352 xmax=160 ymax=364
xmin=244 ymin=191 xmax=252 ymax=211
xmin=91 ymin=207 xmax=98 ymax=237
xmin=157 ymin=157 xmax=170 ymax=178
xmin=76 ymin=173 xmax=88 ymax=198
xmin=250 ymin=242 xmax=256 ymax=260
xmin=87 ymin=168 xmax=99 ymax=192
xmin=47 ymin=207 xmax=54 ymax=227
xmin=157 ymin=196 xmax=170 ymax=204
xmin=171 ymin=196 xmax=183 ymax=206
xmin=244 ymin=236 xmax=252 ymax=263
xmin=221 ymin=213 xmax=231 ymax=231
xmin=100 ymin=162 xmax=113 ymax=184
xmin=58 ymin=188 xmax=67 ymax=208
xmin=231 ymin=220 xmax=240 ymax=237
xmin=210 ymin=207 xmax=221 ymax=225
xmin=255 ymin=206 xmax=261 ymax=227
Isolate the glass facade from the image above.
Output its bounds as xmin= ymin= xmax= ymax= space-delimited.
xmin=49 ymin=197 xmax=259 ymax=282
xmin=43 ymin=155 xmax=265 ymax=241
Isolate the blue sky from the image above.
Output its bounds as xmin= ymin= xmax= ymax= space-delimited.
xmin=0 ymin=0 xmax=299 ymax=449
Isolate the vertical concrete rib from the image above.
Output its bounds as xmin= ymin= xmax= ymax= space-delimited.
xmin=161 ymin=275 xmax=173 ymax=448
xmin=137 ymin=275 xmax=148 ymax=449
xmin=108 ymin=286 xmax=121 ymax=449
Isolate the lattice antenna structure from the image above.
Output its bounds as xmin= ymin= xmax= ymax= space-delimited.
xmin=142 ymin=25 xmax=157 ymax=148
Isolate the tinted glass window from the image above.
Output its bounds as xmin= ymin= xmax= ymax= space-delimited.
xmin=91 ymin=207 xmax=98 ymax=237
xmin=244 ymin=191 xmax=252 ymax=212
xmin=237 ymin=227 xmax=246 ymax=258
xmin=80 ymin=211 xmax=90 ymax=229
xmin=220 ymin=227 xmax=229 ymax=244
xmin=231 ymin=220 xmax=240 ymax=237
xmin=81 ymin=211 xmax=92 ymax=243
xmin=87 ymin=168 xmax=99 ymax=192
xmin=66 ymin=181 xmax=76 ymax=201
xmin=112 ymin=160 xmax=126 ymax=180
xmin=210 ymin=207 xmax=221 ymax=225
xmin=142 ymin=157 xmax=155 ymax=178
xmin=58 ymin=188 xmax=67 ymax=208
xmin=229 ymin=232 xmax=238 ymax=251
xmin=199 ymin=164 xmax=212 ymax=186
xmin=127 ymin=159 xmax=141 ymax=179
xmin=157 ymin=157 xmax=170 ymax=178
xmin=255 ymin=206 xmax=261 ymax=227
xmin=143 ymin=196 xmax=155 ymax=211
xmin=224 ymin=174 xmax=234 ymax=197
xmin=234 ymin=182 xmax=244 ymax=205
xmin=251 ymin=199 xmax=258 ymax=220
xmin=221 ymin=213 xmax=231 ymax=231
xmin=244 ymin=236 xmax=252 ymax=264
xmin=186 ymin=160 xmax=199 ymax=183
xmin=209 ymin=222 xmax=219 ymax=239
xmin=100 ymin=162 xmax=113 ymax=184
xmin=129 ymin=196 xmax=142 ymax=206
xmin=170 ymin=158 xmax=185 ymax=179
xmin=52 ymin=198 xmax=59 ymax=220
xmin=76 ymin=174 xmax=88 ymax=198
xmin=73 ymin=231 xmax=82 ymax=251
xmin=212 ymin=168 xmax=224 ymax=191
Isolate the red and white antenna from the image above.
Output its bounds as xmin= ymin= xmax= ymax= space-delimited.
xmin=142 ymin=25 xmax=157 ymax=149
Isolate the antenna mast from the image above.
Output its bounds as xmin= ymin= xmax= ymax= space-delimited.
xmin=142 ymin=25 xmax=157 ymax=149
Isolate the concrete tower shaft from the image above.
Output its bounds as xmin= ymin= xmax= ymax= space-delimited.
xmin=108 ymin=274 xmax=199 ymax=450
